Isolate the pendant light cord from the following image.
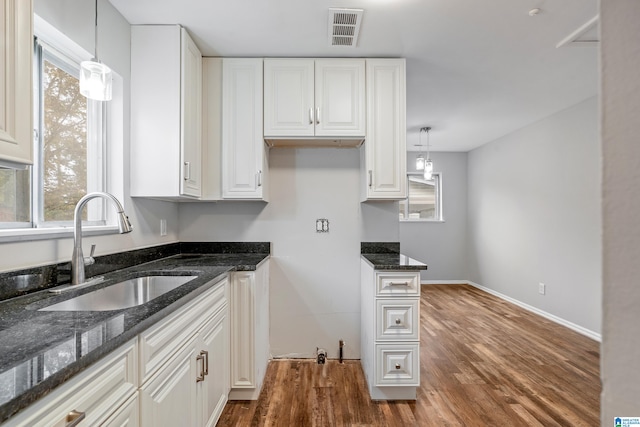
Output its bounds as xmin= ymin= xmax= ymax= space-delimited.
xmin=94 ymin=0 xmax=99 ymax=61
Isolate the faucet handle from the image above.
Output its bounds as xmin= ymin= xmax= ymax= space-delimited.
xmin=84 ymin=244 xmax=96 ymax=266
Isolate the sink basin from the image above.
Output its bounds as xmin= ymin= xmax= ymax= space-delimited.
xmin=40 ymin=275 xmax=198 ymax=312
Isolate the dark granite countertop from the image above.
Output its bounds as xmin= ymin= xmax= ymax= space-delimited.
xmin=0 ymin=247 xmax=269 ymax=423
xmin=360 ymin=253 xmax=428 ymax=271
xmin=360 ymin=242 xmax=427 ymax=271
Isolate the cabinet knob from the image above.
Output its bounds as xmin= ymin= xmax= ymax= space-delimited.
xmin=395 ymin=363 xmax=401 ymax=370
xmin=395 ymin=318 xmax=402 ymax=325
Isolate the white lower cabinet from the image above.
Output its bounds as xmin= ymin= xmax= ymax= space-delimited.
xmin=139 ymin=277 xmax=230 ymax=427
xmin=360 ymin=259 xmax=420 ymax=400
xmin=2 ymin=340 xmax=138 ymax=427
xmin=229 ymin=260 xmax=270 ymax=400
xmin=3 ymin=277 xmax=231 ymax=427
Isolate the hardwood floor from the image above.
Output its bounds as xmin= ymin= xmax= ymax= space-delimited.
xmin=217 ymin=284 xmax=600 ymax=426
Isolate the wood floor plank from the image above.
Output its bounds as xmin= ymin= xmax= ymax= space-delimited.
xmin=218 ymin=284 xmax=600 ymax=426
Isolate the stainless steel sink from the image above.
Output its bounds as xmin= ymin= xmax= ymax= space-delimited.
xmin=39 ymin=275 xmax=197 ymax=312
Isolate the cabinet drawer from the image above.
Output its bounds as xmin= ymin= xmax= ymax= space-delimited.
xmin=4 ymin=340 xmax=137 ymax=427
xmin=376 ymin=272 xmax=420 ymax=296
xmin=376 ymin=299 xmax=419 ymax=341
xmin=375 ymin=344 xmax=420 ymax=386
xmin=139 ymin=278 xmax=228 ymax=385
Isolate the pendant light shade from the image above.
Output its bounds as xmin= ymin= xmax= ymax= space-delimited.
xmin=416 ymin=154 xmax=425 ymax=171
xmin=421 ymin=126 xmax=433 ymax=180
xmin=80 ymin=0 xmax=112 ymax=101
xmin=80 ymin=60 xmax=112 ymax=101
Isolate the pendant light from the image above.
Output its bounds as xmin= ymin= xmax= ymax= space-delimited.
xmin=80 ymin=0 xmax=112 ymax=101
xmin=422 ymin=126 xmax=433 ymax=180
xmin=416 ymin=129 xmax=425 ymax=171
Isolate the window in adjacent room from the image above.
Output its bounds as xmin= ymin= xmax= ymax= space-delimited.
xmin=0 ymin=32 xmax=107 ymax=232
xmin=399 ymin=173 xmax=442 ymax=221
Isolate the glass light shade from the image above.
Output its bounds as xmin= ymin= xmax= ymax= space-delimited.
xmin=416 ymin=154 xmax=425 ymax=171
xmin=80 ymin=60 xmax=113 ymax=101
xmin=423 ymin=159 xmax=433 ymax=180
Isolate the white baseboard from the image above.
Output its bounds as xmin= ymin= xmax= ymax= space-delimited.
xmin=465 ymin=281 xmax=601 ymax=342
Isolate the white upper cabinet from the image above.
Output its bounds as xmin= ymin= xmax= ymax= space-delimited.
xmin=130 ymin=25 xmax=202 ymax=199
xmin=221 ymin=58 xmax=267 ymax=200
xmin=362 ymin=59 xmax=407 ymax=200
xmin=263 ymin=58 xmax=365 ymax=139
xmin=0 ymin=0 xmax=33 ymax=168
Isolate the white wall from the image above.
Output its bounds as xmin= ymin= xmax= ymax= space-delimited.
xmin=400 ymin=152 xmax=467 ymax=281
xmin=601 ymin=0 xmax=640 ymax=421
xmin=466 ymin=97 xmax=601 ymax=335
xmin=0 ymin=0 xmax=178 ymax=272
xmin=179 ymin=148 xmax=398 ymax=358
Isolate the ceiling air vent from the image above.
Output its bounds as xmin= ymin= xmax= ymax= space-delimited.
xmin=328 ymin=8 xmax=363 ymax=48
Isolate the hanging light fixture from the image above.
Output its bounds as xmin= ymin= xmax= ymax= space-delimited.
xmin=422 ymin=126 xmax=434 ymax=180
xmin=416 ymin=128 xmax=426 ymax=170
xmin=80 ymin=0 xmax=112 ymax=101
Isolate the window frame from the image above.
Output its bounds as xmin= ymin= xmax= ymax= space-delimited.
xmin=0 ymin=14 xmax=122 ymax=241
xmin=399 ymin=172 xmax=444 ymax=222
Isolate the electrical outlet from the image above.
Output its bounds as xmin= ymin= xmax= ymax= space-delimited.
xmin=538 ymin=282 xmax=546 ymax=295
xmin=316 ymin=218 xmax=329 ymax=233
xmin=160 ymin=219 xmax=167 ymax=236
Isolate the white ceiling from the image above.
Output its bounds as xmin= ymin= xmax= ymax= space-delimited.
xmin=109 ymin=0 xmax=599 ymax=152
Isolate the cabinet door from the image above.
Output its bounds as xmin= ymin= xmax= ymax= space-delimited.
xmin=230 ymin=272 xmax=255 ymax=388
xmin=198 ymin=307 xmax=229 ymax=427
xmin=222 ymin=58 xmax=266 ymax=200
xmin=140 ymin=337 xmax=198 ymax=427
xmin=315 ymin=59 xmax=365 ymax=137
xmin=180 ymin=28 xmax=202 ymax=197
xmin=0 ymin=0 xmax=33 ymax=167
xmin=363 ymin=59 xmax=407 ymax=200
xmin=263 ymin=59 xmax=314 ymax=137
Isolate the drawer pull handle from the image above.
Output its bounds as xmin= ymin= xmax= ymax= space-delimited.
xmin=196 ymin=353 xmax=205 ymax=382
xmin=395 ymin=318 xmax=402 ymax=325
xmin=201 ymin=350 xmax=209 ymax=376
xmin=65 ymin=410 xmax=86 ymax=427
xmin=395 ymin=363 xmax=401 ymax=370
xmin=390 ymin=282 xmax=409 ymax=286
xmin=309 ymin=108 xmax=314 ymax=125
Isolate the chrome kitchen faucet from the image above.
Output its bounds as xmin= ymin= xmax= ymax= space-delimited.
xmin=71 ymin=192 xmax=132 ymax=286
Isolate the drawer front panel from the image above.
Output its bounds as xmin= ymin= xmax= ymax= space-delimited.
xmin=376 ymin=272 xmax=420 ymax=296
xmin=376 ymin=299 xmax=419 ymax=341
xmin=375 ymin=344 xmax=420 ymax=386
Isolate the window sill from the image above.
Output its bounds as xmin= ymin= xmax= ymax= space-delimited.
xmin=0 ymin=225 xmax=120 ymax=243
xmin=399 ymin=219 xmax=446 ymax=223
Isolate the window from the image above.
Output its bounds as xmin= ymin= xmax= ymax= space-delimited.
xmin=0 ymin=32 xmax=107 ymax=232
xmin=399 ymin=173 xmax=442 ymax=221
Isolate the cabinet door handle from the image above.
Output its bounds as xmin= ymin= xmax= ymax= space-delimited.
xmin=395 ymin=318 xmax=402 ymax=325
xmin=196 ymin=353 xmax=205 ymax=382
xmin=309 ymin=108 xmax=314 ymax=125
xmin=184 ymin=161 xmax=190 ymax=181
xmin=368 ymin=170 xmax=372 ymax=188
xmin=390 ymin=282 xmax=410 ymax=286
xmin=201 ymin=350 xmax=209 ymax=376
xmin=257 ymin=170 xmax=262 ymax=187
xmin=65 ymin=410 xmax=86 ymax=427
xmin=316 ymin=107 xmax=320 ymax=124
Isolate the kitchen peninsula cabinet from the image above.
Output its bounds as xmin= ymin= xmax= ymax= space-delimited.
xmin=221 ymin=58 xmax=268 ymax=200
xmin=130 ymin=25 xmax=202 ymax=199
xmin=0 ymin=0 xmax=33 ymax=168
xmin=360 ymin=249 xmax=426 ymax=400
xmin=361 ymin=59 xmax=407 ymax=200
xmin=263 ymin=59 xmax=365 ymax=139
